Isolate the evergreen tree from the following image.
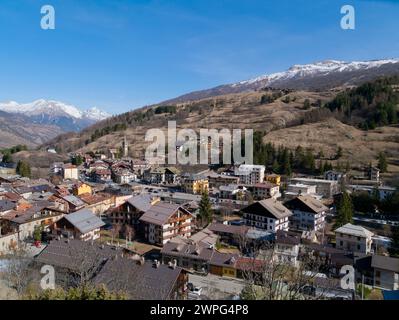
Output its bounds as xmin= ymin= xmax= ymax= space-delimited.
xmin=378 ymin=152 xmax=388 ymax=173
xmin=199 ymin=191 xmax=213 ymax=226
xmin=334 ymin=191 xmax=354 ymax=228
xmin=281 ymin=149 xmax=292 ymax=176
xmin=2 ymin=152 xmax=13 ymax=163
xmin=335 ymin=146 xmax=343 ymax=160
xmin=272 ymin=159 xmax=280 ymax=173
xmin=16 ymin=160 xmax=31 ymax=178
xmin=318 ymin=160 xmax=325 ymax=175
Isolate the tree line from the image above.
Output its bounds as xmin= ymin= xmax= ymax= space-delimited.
xmin=253 ymin=132 xmax=345 ymax=176
xmin=324 ymin=76 xmax=399 ymax=130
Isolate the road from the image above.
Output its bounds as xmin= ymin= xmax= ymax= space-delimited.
xmin=353 ymin=215 xmax=399 ymax=227
xmin=188 ymin=274 xmax=245 ymax=300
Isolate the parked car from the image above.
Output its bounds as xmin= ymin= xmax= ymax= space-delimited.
xmin=192 ymin=287 xmax=203 ymax=296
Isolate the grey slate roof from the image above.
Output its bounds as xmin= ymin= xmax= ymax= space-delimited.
xmin=62 ymin=195 xmax=86 ymax=207
xmin=242 ymin=198 xmax=292 ymax=220
xmin=335 ymin=223 xmax=374 ymax=238
xmin=126 ymin=194 xmax=154 ymax=212
xmin=0 ymin=199 xmax=15 ymax=212
xmin=372 ymin=255 xmax=399 ymax=273
xmin=35 ymin=239 xmax=119 ymax=272
xmin=93 ymin=258 xmax=183 ymax=300
xmin=140 ymin=202 xmax=192 ymax=226
xmin=285 ymin=195 xmax=328 ymax=214
xmin=64 ymin=209 xmax=105 ymax=234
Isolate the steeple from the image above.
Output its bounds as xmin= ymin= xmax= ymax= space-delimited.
xmin=123 ymin=135 xmax=128 ymax=158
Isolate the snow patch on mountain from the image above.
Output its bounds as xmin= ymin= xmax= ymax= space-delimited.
xmin=234 ymin=59 xmax=399 ymax=87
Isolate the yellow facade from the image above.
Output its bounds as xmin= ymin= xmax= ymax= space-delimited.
xmin=222 ymin=267 xmax=237 ymax=278
xmin=73 ymin=183 xmax=92 ymax=196
xmin=193 ymin=180 xmax=209 ymax=194
xmin=266 ymin=174 xmax=281 ymax=186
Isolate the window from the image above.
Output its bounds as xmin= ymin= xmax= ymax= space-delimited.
xmin=376 ymin=271 xmax=381 ymax=278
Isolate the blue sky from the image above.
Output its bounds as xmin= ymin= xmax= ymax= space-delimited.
xmin=0 ymin=0 xmax=399 ymax=114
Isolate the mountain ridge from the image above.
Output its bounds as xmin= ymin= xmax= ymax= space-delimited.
xmin=163 ymin=58 xmax=399 ymax=104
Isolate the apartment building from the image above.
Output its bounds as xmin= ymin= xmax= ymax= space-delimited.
xmin=235 ymin=165 xmax=265 ymax=185
xmin=285 ymin=195 xmax=328 ymax=232
xmin=139 ymin=202 xmax=193 ymax=246
xmin=241 ymin=198 xmax=292 ymax=232
xmin=335 ymin=223 xmax=374 ymax=254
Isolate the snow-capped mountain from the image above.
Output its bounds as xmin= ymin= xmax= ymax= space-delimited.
xmin=0 ymin=99 xmax=110 ymax=132
xmin=164 ymin=58 xmax=399 ymax=103
xmin=236 ymin=59 xmax=399 ymax=86
xmin=83 ymin=107 xmax=111 ymax=121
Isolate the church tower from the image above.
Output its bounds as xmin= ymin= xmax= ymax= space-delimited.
xmin=122 ymin=135 xmax=128 ymax=158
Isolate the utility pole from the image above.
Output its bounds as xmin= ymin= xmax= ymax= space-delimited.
xmin=361 ymin=274 xmax=365 ymax=300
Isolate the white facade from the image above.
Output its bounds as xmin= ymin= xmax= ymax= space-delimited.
xmin=252 ymin=184 xmax=281 ymax=199
xmin=335 ymin=224 xmax=374 ymax=254
xmin=290 ymin=209 xmax=326 ymax=231
xmin=63 ymin=167 xmax=79 ymax=180
xmin=235 ymin=165 xmax=265 ymax=185
xmin=243 ymin=212 xmax=289 ymax=232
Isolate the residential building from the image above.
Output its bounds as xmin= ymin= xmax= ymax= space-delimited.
xmin=53 ymin=208 xmax=105 ymax=241
xmin=161 ymin=237 xmax=238 ymax=277
xmin=139 ymin=202 xmax=193 ymax=245
xmin=290 ymin=178 xmax=340 ymax=198
xmin=62 ymin=195 xmax=86 ymax=212
xmin=241 ymin=198 xmax=292 ymax=232
xmin=1 ymin=201 xmax=65 ymax=241
xmin=93 ymin=169 xmax=112 ymax=182
xmin=93 ymin=258 xmax=188 ymax=300
xmin=35 ymin=239 xmax=187 ymax=299
xmin=109 ymin=194 xmax=159 ymax=232
xmin=235 ymin=165 xmax=265 ymax=185
xmin=208 ymin=223 xmax=249 ymax=245
xmin=324 ymin=171 xmax=346 ymax=182
xmin=112 ymin=169 xmax=137 ymax=184
xmin=63 ymin=164 xmax=79 ymax=180
xmin=265 ymin=174 xmax=281 ymax=186
xmin=335 ymin=223 xmax=374 ymax=254
xmin=285 ymin=195 xmax=328 ymax=232
xmin=285 ymin=183 xmax=317 ymax=199
xmin=250 ymin=182 xmax=281 ymax=200
xmin=371 ymin=255 xmax=399 ymax=290
xmin=0 ymin=199 xmax=16 ymax=216
xmin=182 ymin=174 xmax=209 ymax=194
xmin=79 ymin=193 xmax=115 ymax=216
xmin=144 ymin=167 xmax=180 ymax=184
xmin=72 ymin=182 xmax=92 ymax=196
xmin=207 ymin=172 xmax=240 ymax=188
xmin=219 ymin=184 xmax=247 ymax=200
xmin=347 ymin=185 xmax=396 ymax=201
xmin=274 ymin=231 xmax=301 ymax=267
